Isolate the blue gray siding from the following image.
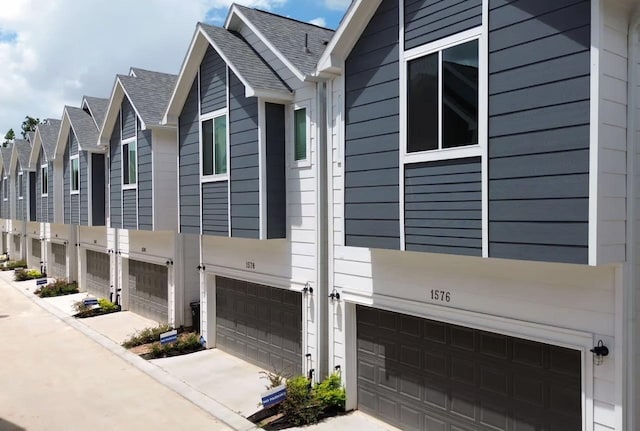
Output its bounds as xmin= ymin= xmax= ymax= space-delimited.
xmin=80 ymin=151 xmax=88 ymax=226
xmin=123 ymin=189 xmax=137 ymax=229
xmin=405 ymin=157 xmax=482 ymax=256
xmin=265 ymin=103 xmax=286 ymax=239
xmin=404 ymin=0 xmax=482 ymax=50
xmin=91 ymin=153 xmax=106 ymax=226
xmin=138 ymin=129 xmax=153 ymax=231
xmin=122 ymin=98 xmax=136 ymax=140
xmin=63 ymin=140 xmax=70 ymax=224
xmin=110 ymin=116 xmax=122 ymax=228
xmin=200 ymin=46 xmax=227 ymax=115
xmin=47 ymin=161 xmax=53 ymax=223
xmin=202 ymin=181 xmax=229 ymax=236
xmin=178 ymin=78 xmax=201 ymax=234
xmin=229 ymin=71 xmax=259 ymax=239
xmin=488 ymin=0 xmax=590 ymax=264
xmin=70 ymin=195 xmax=79 ymax=224
xmin=344 ymin=0 xmax=400 ymax=250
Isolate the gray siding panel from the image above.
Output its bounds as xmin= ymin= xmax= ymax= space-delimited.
xmin=122 ymin=98 xmax=136 ymax=140
xmin=404 ymin=158 xmax=482 ymax=257
xmin=202 ymin=181 xmax=229 ymax=236
xmin=179 ymin=77 xmax=201 ymax=234
xmin=229 ymin=71 xmax=259 ymax=239
xmin=200 ymin=46 xmax=227 ymax=115
xmin=64 ymin=139 xmax=70 ymax=224
xmin=91 ymin=153 xmax=106 ymax=226
xmin=70 ymin=194 xmax=79 ymax=224
xmin=488 ymin=0 xmax=590 ymax=264
xmin=110 ymin=116 xmax=122 ymax=228
xmin=47 ymin=161 xmax=53 ymax=223
xmin=80 ymin=151 xmax=88 ymax=226
xmin=265 ymin=103 xmax=286 ymax=239
xmin=404 ymin=0 xmax=482 ymax=50
xmin=138 ymin=129 xmax=153 ymax=231
xmin=70 ymin=130 xmax=78 ymax=156
xmin=344 ymin=0 xmax=400 ymax=250
xmin=122 ymin=189 xmax=137 ymax=229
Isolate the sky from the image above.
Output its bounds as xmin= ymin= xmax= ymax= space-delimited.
xmin=0 ymin=0 xmax=350 ymax=137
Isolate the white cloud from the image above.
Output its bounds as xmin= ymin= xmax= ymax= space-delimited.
xmin=0 ymin=0 xmax=287 ymax=135
xmin=324 ymin=0 xmax=350 ymax=11
xmin=308 ymin=17 xmax=327 ymax=27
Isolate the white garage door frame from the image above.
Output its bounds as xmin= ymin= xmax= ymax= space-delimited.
xmin=341 ymin=292 xmax=595 ymax=431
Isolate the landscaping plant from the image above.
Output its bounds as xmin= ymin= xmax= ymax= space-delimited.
xmin=2 ymin=260 xmax=27 ymax=271
xmin=14 ymin=268 xmax=42 ymax=281
xmin=278 ymin=373 xmax=346 ymax=426
xmin=144 ymin=332 xmax=203 ymax=359
xmin=73 ymin=297 xmax=121 ymax=318
xmin=34 ymin=279 xmax=78 ymax=298
xmin=98 ymin=298 xmax=119 ymax=312
xmin=122 ymin=323 xmax=173 ymax=348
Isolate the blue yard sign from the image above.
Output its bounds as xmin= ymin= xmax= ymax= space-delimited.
xmin=35 ymin=278 xmax=47 ymax=286
xmin=160 ymin=329 xmax=178 ymax=345
xmin=83 ymin=297 xmax=99 ymax=306
xmin=261 ymin=384 xmax=287 ymax=408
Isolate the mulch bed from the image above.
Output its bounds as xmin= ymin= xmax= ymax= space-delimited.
xmin=73 ymin=306 xmax=121 ymax=319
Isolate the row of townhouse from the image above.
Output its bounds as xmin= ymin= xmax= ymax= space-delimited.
xmin=0 ymin=0 xmax=638 ymax=429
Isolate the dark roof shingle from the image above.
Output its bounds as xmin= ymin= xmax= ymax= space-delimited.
xmin=1 ymin=145 xmax=12 ymax=173
xmin=66 ymin=106 xmax=100 ymax=150
xmin=83 ymin=96 xmax=109 ymax=129
xmin=38 ymin=119 xmax=62 ymax=160
xmin=119 ymin=69 xmax=178 ymax=127
xmin=14 ymin=139 xmax=32 ymax=169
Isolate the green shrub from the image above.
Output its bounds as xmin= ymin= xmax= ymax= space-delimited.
xmin=279 ymin=373 xmax=346 ymax=426
xmin=144 ymin=332 xmax=203 ymax=359
xmin=98 ymin=298 xmax=119 ymax=312
xmin=34 ymin=279 xmax=78 ymax=298
xmin=3 ymin=260 xmax=27 ymax=271
xmin=14 ymin=268 xmax=42 ymax=281
xmin=122 ymin=323 xmax=173 ymax=348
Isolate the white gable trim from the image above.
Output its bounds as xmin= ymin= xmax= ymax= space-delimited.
xmin=81 ymin=97 xmax=101 ymax=130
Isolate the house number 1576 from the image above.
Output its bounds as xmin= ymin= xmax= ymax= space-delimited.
xmin=430 ymin=290 xmax=451 ymax=303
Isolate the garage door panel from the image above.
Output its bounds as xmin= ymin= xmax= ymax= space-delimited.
xmin=31 ymin=239 xmax=41 ymax=259
xmin=86 ymin=250 xmax=109 ymax=298
xmin=216 ymin=276 xmax=301 ymax=374
xmin=129 ymin=260 xmax=168 ymax=323
xmin=357 ymin=306 xmax=581 ymax=431
xmin=49 ymin=243 xmax=66 ymax=279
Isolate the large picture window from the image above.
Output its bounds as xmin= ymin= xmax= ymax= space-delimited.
xmin=407 ymin=39 xmax=479 ymax=153
xmin=41 ymin=165 xmax=48 ymax=196
xmin=70 ymin=155 xmax=79 ymax=192
xmin=122 ymin=139 xmax=137 ymax=186
xmin=201 ymin=114 xmax=227 ymax=177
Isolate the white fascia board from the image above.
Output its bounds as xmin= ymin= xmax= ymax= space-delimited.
xmin=119 ymin=81 xmax=147 ymax=132
xmin=315 ymin=0 xmax=381 ymax=75
xmin=81 ymin=97 xmax=101 ymax=131
xmin=29 ymin=129 xmax=43 ymax=168
xmin=97 ymin=77 xmax=124 ymax=146
xmin=162 ymin=25 xmax=204 ymax=126
xmin=227 ymin=5 xmax=306 ymax=82
xmin=53 ymin=109 xmax=72 ymax=161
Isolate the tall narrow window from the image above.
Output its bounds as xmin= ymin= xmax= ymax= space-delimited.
xmin=18 ymin=173 xmax=23 ymax=199
xmin=201 ymin=113 xmax=227 ymax=177
xmin=41 ymin=165 xmax=48 ymax=196
xmin=122 ymin=139 xmax=137 ymax=186
xmin=407 ymin=39 xmax=479 ymax=153
xmin=71 ymin=156 xmax=79 ymax=192
xmin=294 ymin=107 xmax=307 ymax=161
xmin=2 ymin=177 xmax=7 ymax=200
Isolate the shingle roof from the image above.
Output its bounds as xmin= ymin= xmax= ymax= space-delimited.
xmin=199 ymin=23 xmax=290 ymax=94
xmin=38 ymin=119 xmax=62 ymax=160
xmin=0 ymin=145 xmax=12 ymax=173
xmin=66 ymin=106 xmax=100 ymax=151
xmin=119 ymin=68 xmax=178 ymax=127
xmin=14 ymin=139 xmax=31 ymax=169
xmin=83 ymin=96 xmax=109 ymax=129
xmin=26 ymin=131 xmax=35 ymax=144
xmin=233 ymin=5 xmax=335 ymax=76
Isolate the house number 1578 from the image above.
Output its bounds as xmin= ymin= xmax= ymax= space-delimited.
xmin=430 ymin=290 xmax=451 ymax=303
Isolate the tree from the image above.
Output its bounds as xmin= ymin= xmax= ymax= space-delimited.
xmin=21 ymin=116 xmax=40 ymax=139
xmin=3 ymin=128 xmax=15 ymax=147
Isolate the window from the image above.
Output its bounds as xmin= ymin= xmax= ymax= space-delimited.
xmin=294 ymin=107 xmax=308 ymax=162
xmin=18 ymin=173 xmax=23 ymax=199
xmin=407 ymin=39 xmax=479 ymax=153
xmin=70 ymin=156 xmax=79 ymax=193
xmin=201 ymin=114 xmax=227 ymax=177
xmin=122 ymin=139 xmax=137 ymax=186
xmin=41 ymin=165 xmax=48 ymax=196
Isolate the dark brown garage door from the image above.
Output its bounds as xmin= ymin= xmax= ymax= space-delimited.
xmin=216 ymin=277 xmax=302 ymax=375
xmin=49 ymin=243 xmax=66 ymax=279
xmin=86 ymin=250 xmax=110 ymax=299
xmin=128 ymin=260 xmax=168 ymax=323
xmin=357 ymin=306 xmax=581 ymax=431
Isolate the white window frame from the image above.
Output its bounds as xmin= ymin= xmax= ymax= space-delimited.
xmin=199 ymin=107 xmax=229 ymax=183
xmin=40 ymin=164 xmax=48 ymax=197
xmin=17 ymin=172 xmax=23 ymax=200
xmin=70 ymin=154 xmax=80 ymax=195
xmin=121 ymin=137 xmax=137 ymax=189
xmin=291 ymin=101 xmax=311 ymax=168
xmin=400 ymin=27 xmax=484 ymax=165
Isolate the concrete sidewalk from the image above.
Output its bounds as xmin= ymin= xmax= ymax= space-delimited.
xmin=1 ymin=270 xmax=398 ymax=431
